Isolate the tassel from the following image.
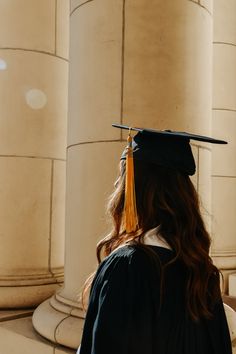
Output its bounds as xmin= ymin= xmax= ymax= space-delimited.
xmin=124 ymin=128 xmax=139 ymax=233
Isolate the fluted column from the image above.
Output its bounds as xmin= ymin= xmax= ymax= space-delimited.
xmin=0 ymin=0 xmax=69 ymax=307
xmin=33 ymin=0 xmax=213 ymax=349
xmin=211 ymin=0 xmax=236 ymax=289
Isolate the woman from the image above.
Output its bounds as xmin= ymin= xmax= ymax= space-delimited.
xmin=78 ymin=125 xmax=232 ymax=354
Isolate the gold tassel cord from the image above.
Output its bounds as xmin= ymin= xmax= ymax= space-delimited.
xmin=124 ymin=129 xmax=139 ymax=233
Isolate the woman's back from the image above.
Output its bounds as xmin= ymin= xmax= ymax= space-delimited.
xmin=79 ymin=245 xmax=231 ymax=354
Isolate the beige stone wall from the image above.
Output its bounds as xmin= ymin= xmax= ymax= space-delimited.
xmin=0 ymin=0 xmax=69 ymax=307
xmin=211 ymin=0 xmax=236 ymax=288
xmin=0 ymin=0 xmax=234 ymax=353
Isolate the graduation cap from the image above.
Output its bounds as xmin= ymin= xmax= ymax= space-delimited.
xmin=112 ymin=123 xmax=227 ymax=233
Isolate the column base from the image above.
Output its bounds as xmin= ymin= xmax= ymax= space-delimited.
xmin=0 ymin=271 xmax=64 ymax=308
xmin=0 ymin=284 xmax=62 ymax=308
xmin=229 ymin=274 xmax=236 ymax=297
xmin=212 ymin=254 xmax=236 ymax=270
xmin=32 ymin=294 xmax=85 ymax=349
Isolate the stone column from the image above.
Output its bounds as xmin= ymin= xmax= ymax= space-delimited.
xmin=211 ymin=0 xmax=236 ymax=290
xmin=33 ymin=0 xmax=213 ymax=349
xmin=0 ymin=0 xmax=69 ymax=307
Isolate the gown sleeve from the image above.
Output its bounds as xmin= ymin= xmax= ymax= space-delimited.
xmin=206 ymin=298 xmax=233 ymax=354
xmin=79 ymin=246 xmax=160 ymax=354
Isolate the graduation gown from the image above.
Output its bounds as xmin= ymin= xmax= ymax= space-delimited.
xmin=79 ymin=245 xmax=232 ymax=354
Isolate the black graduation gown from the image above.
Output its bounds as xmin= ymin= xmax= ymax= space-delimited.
xmin=79 ymin=245 xmax=232 ymax=354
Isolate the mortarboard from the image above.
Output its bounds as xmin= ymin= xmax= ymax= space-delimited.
xmin=112 ymin=123 xmax=227 ymax=233
xmin=113 ymin=124 xmax=227 ymax=176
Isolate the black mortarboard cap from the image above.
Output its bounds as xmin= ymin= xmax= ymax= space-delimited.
xmin=112 ymin=124 xmax=227 ymax=176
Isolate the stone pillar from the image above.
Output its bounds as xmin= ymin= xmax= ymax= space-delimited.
xmin=0 ymin=0 xmax=69 ymax=307
xmin=211 ymin=0 xmax=236 ymax=289
xmin=33 ymin=0 xmax=213 ymax=349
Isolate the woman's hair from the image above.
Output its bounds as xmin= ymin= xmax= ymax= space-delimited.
xmin=84 ymin=159 xmax=221 ymax=321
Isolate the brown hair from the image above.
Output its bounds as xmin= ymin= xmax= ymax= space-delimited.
xmin=85 ymin=159 xmax=221 ymax=321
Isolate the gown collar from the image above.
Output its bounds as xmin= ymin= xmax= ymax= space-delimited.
xmin=143 ymin=226 xmax=172 ymax=250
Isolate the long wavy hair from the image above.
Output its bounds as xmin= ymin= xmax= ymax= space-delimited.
xmin=84 ymin=159 xmax=221 ymax=321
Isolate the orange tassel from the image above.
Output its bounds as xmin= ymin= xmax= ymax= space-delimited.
xmin=124 ymin=129 xmax=139 ymax=233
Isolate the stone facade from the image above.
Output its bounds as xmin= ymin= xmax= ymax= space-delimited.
xmin=0 ymin=0 xmax=235 ymax=353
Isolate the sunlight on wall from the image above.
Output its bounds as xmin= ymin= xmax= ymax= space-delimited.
xmin=25 ymin=88 xmax=47 ymax=109
xmin=0 ymin=58 xmax=7 ymax=70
